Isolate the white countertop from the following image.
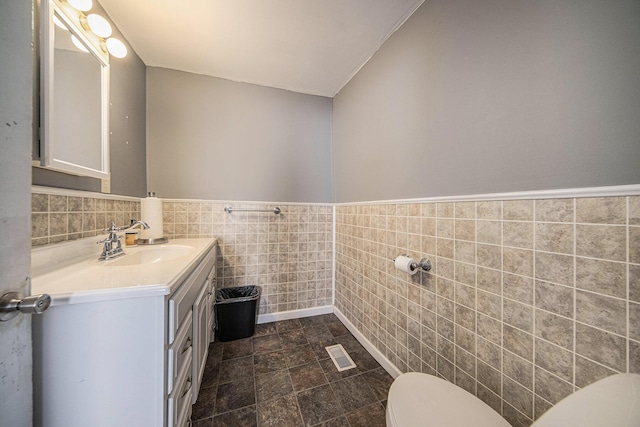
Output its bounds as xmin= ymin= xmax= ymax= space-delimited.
xmin=31 ymin=237 xmax=216 ymax=306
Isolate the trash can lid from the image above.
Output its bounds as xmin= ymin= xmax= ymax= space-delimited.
xmin=216 ymin=286 xmax=261 ymax=303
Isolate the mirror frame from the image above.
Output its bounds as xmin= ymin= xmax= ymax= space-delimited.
xmin=38 ymin=0 xmax=110 ymax=179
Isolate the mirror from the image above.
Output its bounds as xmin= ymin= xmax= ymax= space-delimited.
xmin=37 ymin=0 xmax=110 ymax=179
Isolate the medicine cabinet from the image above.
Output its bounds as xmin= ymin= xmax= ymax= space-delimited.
xmin=36 ymin=0 xmax=110 ymax=179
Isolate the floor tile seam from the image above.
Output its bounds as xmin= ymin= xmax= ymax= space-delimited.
xmin=308 ymin=414 xmax=349 ymax=427
xmin=326 ymin=373 xmax=378 ymax=412
xmin=207 ymin=403 xmax=257 ymax=420
xmin=283 ymin=356 xmax=308 ymax=427
xmin=325 ymin=387 xmax=383 ymax=424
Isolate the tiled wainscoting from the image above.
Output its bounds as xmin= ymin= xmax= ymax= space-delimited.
xmin=31 ymin=188 xmax=334 ymax=317
xmin=161 ymin=201 xmax=334 ymax=316
xmin=334 ymin=196 xmax=640 ymax=426
xmin=31 ymin=189 xmax=141 ymax=246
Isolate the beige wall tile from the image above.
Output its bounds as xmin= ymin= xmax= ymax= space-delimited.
xmin=630 ymin=196 xmax=640 ymax=225
xmin=477 ymin=267 xmax=501 ymax=295
xmin=535 ymin=281 xmax=573 ymax=318
xmin=503 ymin=325 xmax=534 ymax=361
xmin=504 ymin=200 xmax=533 ymax=221
xmin=477 ymin=290 xmax=501 ymax=319
xmin=576 ymin=290 xmax=627 ymax=336
xmin=32 ymin=193 xmax=48 ymax=212
xmin=575 ymin=323 xmax=626 ymax=372
xmin=630 ymin=302 xmax=640 ymax=342
xmin=503 ymin=247 xmax=534 ymax=277
xmin=437 ymin=203 xmax=454 ymax=218
xmin=31 ymin=213 xmax=48 ymax=238
xmin=49 ymin=213 xmax=67 ymax=236
xmin=534 ymin=367 xmax=573 ymax=405
xmin=437 ymin=218 xmax=454 ymax=238
xmin=535 ymin=223 xmax=573 ymax=254
xmin=503 ymin=273 xmax=533 ymax=305
xmin=576 ymin=224 xmax=626 ymax=262
xmin=504 ymin=221 xmax=533 ymax=249
xmin=630 ymin=341 xmax=640 ymax=374
xmin=576 ymin=257 xmax=626 ymax=298
xmin=576 ymin=197 xmax=626 ymax=224
xmin=455 ymin=202 xmax=475 ymax=219
xmin=68 ymin=196 xmax=83 ymax=212
xmin=503 ymin=375 xmax=534 ymax=418
xmin=535 ymin=339 xmax=573 ymax=382
xmin=478 ymin=201 xmax=502 ymax=220
xmin=535 ymin=309 xmax=573 ymax=350
xmin=504 ymin=350 xmax=533 ymax=388
xmin=536 ymin=199 xmax=573 ymax=223
xmin=477 ymin=220 xmax=501 ymax=245
xmin=454 ymin=240 xmax=475 ymax=264
xmin=631 ymin=264 xmax=640 ymax=303
xmin=503 ymin=299 xmax=533 ymax=333
xmin=631 ymin=226 xmax=640 ymax=264
xmin=574 ymin=355 xmax=616 ymax=388
xmin=50 ymin=195 xmax=67 ymax=212
xmin=535 ymin=252 xmax=574 ymax=287
xmin=477 ymin=244 xmax=502 ymax=270
xmin=455 ymin=219 xmax=475 ymax=241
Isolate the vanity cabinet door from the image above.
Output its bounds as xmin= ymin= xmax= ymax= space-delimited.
xmin=191 ymin=282 xmax=209 ymax=404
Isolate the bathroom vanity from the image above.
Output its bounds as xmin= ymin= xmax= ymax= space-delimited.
xmin=31 ymin=237 xmax=217 ymax=427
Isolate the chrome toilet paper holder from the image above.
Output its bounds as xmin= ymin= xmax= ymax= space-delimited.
xmin=393 ymin=254 xmax=432 ymax=272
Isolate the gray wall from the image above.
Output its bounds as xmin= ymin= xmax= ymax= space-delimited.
xmin=333 ymin=0 xmax=640 ymax=202
xmin=146 ymin=67 xmax=333 ymax=202
xmin=33 ymin=0 xmax=147 ymax=198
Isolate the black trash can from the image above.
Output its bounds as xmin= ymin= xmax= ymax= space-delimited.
xmin=215 ymin=286 xmax=261 ymax=342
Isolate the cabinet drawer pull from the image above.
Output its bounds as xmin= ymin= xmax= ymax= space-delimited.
xmin=182 ymin=377 xmax=192 ymax=398
xmin=181 ymin=337 xmax=192 ymax=354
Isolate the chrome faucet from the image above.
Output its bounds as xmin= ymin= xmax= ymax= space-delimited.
xmin=97 ymin=221 xmax=150 ymax=261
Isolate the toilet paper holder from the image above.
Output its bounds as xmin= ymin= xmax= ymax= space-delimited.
xmin=393 ymin=254 xmax=432 ymax=273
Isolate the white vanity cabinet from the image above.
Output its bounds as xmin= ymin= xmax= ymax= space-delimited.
xmin=32 ymin=238 xmax=217 ymax=427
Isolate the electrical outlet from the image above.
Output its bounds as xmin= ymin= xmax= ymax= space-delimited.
xmin=101 ymin=176 xmax=111 ymax=193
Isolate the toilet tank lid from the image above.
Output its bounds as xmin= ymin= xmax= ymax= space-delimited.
xmin=531 ymin=373 xmax=640 ymax=427
xmin=387 ymin=373 xmax=510 ymax=427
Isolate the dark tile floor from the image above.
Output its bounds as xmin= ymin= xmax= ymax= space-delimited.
xmin=192 ymin=313 xmax=394 ymax=427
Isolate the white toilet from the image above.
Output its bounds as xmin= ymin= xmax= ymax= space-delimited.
xmin=386 ymin=373 xmax=510 ymax=427
xmin=386 ymin=372 xmax=640 ymax=427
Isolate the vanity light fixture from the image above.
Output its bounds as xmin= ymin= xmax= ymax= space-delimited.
xmin=66 ymin=0 xmax=92 ymax=12
xmin=66 ymin=0 xmax=128 ymax=59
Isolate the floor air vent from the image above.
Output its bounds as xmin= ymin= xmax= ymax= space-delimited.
xmin=325 ymin=344 xmax=356 ymax=371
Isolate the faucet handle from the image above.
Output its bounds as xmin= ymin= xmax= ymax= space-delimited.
xmin=103 ymin=222 xmax=123 ymax=233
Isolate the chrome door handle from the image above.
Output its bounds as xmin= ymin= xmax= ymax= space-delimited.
xmin=0 ymin=291 xmax=51 ymax=321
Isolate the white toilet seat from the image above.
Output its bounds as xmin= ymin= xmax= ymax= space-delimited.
xmin=386 ymin=372 xmax=511 ymax=427
xmin=530 ymin=373 xmax=640 ymax=427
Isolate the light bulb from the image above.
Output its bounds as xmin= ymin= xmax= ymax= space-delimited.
xmin=106 ymin=38 xmax=127 ymax=58
xmin=71 ymin=35 xmax=89 ymax=53
xmin=87 ymin=14 xmax=112 ymax=38
xmin=67 ymin=0 xmax=92 ymax=12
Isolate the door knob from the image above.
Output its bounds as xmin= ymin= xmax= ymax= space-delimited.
xmin=0 ymin=291 xmax=51 ymax=321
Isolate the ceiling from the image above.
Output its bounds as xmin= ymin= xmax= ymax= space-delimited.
xmin=98 ymin=0 xmax=425 ymax=97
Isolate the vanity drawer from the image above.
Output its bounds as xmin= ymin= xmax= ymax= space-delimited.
xmin=168 ymin=248 xmax=214 ymax=343
xmin=167 ymin=314 xmax=192 ymax=395
xmin=168 ymin=353 xmax=192 ymax=427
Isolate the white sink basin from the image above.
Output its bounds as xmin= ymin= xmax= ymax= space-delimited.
xmin=104 ymin=245 xmax=194 ymax=266
xmin=31 ymin=237 xmax=216 ymax=305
